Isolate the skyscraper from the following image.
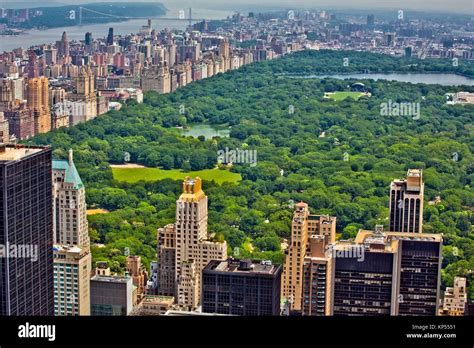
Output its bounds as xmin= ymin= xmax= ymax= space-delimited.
xmin=332 ymin=227 xmax=442 ymax=316
xmin=389 ymin=169 xmax=424 ymax=233
xmin=85 ymin=32 xmax=93 ymax=46
xmin=107 ymin=28 xmax=114 ymax=46
xmin=282 ymin=202 xmax=336 ymax=313
xmin=397 ymin=235 xmax=442 ymax=316
xmin=27 ymin=76 xmax=51 ymax=134
xmin=385 ymin=32 xmax=396 ymax=47
xmin=52 ymin=149 xmax=89 ymax=248
xmin=69 ymin=67 xmax=97 ymax=125
xmin=56 ymin=32 xmax=70 ymax=58
xmin=175 ymin=177 xmax=227 ymax=309
xmin=367 ymin=14 xmax=375 ymax=26
xmin=282 ymin=202 xmax=309 ymax=313
xmin=27 ymin=50 xmax=39 ymax=78
xmin=156 ymin=223 xmax=176 ymax=296
xmin=302 ymin=235 xmax=333 ymax=316
xmin=44 ymin=47 xmax=57 ymax=66
xmin=141 ymin=66 xmax=171 ymax=94
xmin=202 ymin=259 xmax=282 ymax=316
xmin=4 ymin=105 xmax=34 ymax=140
xmin=333 ymin=233 xmax=395 ymax=316
xmin=0 ymin=144 xmax=54 ymax=315
xmin=52 ymin=149 xmax=91 ymax=316
xmin=53 ymin=245 xmax=91 ymax=316
xmin=0 ymin=76 xmax=24 ymax=111
xmin=126 ymin=255 xmax=148 ymax=302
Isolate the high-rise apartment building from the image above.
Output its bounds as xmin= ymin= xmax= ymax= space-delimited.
xmin=0 ymin=112 xmax=10 ymax=143
xmin=282 ymin=202 xmax=309 ymax=313
xmin=389 ymin=169 xmax=424 ymax=233
xmin=27 ymin=76 xmax=51 ymax=134
xmin=219 ymin=39 xmax=230 ymax=59
xmin=332 ymin=227 xmax=442 ymax=316
xmin=441 ymin=277 xmax=467 ymax=316
xmin=56 ymin=31 xmax=70 ymax=58
xmin=302 ymin=235 xmax=333 ymax=316
xmin=52 ymin=149 xmax=91 ymax=316
xmin=107 ymin=28 xmax=114 ymax=46
xmin=53 ymin=245 xmax=91 ymax=316
xmin=52 ymin=150 xmax=89 ymax=248
xmin=156 ymin=223 xmax=176 ymax=296
xmin=282 ymin=202 xmax=336 ymax=313
xmin=44 ymin=47 xmax=58 ymax=65
xmin=69 ymin=67 xmax=97 ymax=125
xmin=385 ymin=32 xmax=397 ymax=47
xmin=4 ymin=105 xmax=35 ymax=140
xmin=175 ymin=177 xmax=227 ymax=309
xmin=0 ymin=144 xmax=54 ymax=315
xmin=141 ymin=66 xmax=171 ymax=94
xmin=0 ymin=76 xmax=24 ymax=111
xmin=85 ymin=32 xmax=93 ymax=46
xmin=202 ymin=259 xmax=282 ymax=316
xmin=27 ymin=50 xmax=39 ymax=78
xmin=126 ymin=255 xmax=148 ymax=300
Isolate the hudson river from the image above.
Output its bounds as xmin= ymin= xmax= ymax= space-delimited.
xmin=0 ymin=6 xmax=231 ymax=51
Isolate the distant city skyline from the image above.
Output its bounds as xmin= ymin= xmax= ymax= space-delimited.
xmin=4 ymin=0 xmax=474 ymax=14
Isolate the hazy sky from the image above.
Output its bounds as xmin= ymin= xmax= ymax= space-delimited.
xmin=7 ymin=0 xmax=474 ymax=14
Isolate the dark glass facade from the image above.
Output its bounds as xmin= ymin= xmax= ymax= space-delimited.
xmin=333 ymin=252 xmax=394 ymax=316
xmin=0 ymin=146 xmax=54 ymax=315
xmin=202 ymin=260 xmax=282 ymax=316
xmin=90 ymin=276 xmax=132 ymax=316
xmin=398 ymin=240 xmax=441 ymax=316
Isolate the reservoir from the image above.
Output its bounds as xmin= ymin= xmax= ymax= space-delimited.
xmin=295 ymin=73 xmax=474 ymax=86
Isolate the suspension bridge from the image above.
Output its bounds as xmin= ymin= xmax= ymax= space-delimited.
xmin=77 ymin=6 xmax=205 ymax=27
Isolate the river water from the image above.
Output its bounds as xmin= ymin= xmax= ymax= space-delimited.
xmin=0 ymin=6 xmax=232 ymax=51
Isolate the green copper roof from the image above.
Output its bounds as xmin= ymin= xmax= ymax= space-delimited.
xmin=52 ymin=159 xmax=84 ymax=189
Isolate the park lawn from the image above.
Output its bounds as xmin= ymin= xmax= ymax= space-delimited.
xmin=324 ymin=91 xmax=365 ymax=101
xmin=112 ymin=167 xmax=241 ymax=184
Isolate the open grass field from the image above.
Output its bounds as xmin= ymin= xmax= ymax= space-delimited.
xmin=86 ymin=208 xmax=110 ymax=215
xmin=324 ymin=91 xmax=366 ymax=101
xmin=112 ymin=167 xmax=242 ymax=184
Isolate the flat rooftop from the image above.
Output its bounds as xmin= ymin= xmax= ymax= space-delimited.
xmin=0 ymin=145 xmax=45 ymax=161
xmin=141 ymin=295 xmax=174 ymax=304
xmin=356 ymin=230 xmax=442 ymax=244
xmin=204 ymin=259 xmax=280 ymax=275
xmin=91 ymin=275 xmax=131 ymax=284
xmin=53 ymin=244 xmax=83 ymax=254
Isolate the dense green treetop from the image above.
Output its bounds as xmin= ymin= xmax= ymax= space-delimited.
xmin=27 ymin=50 xmax=474 ymax=297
